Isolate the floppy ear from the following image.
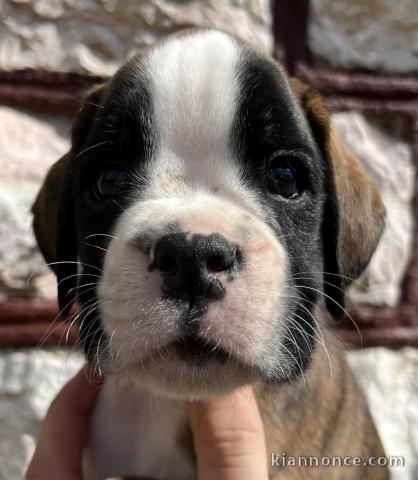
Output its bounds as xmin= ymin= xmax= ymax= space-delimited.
xmin=32 ymin=154 xmax=68 ymax=267
xmin=290 ymin=79 xmax=385 ymax=317
xmin=32 ymin=84 xmax=107 ymax=315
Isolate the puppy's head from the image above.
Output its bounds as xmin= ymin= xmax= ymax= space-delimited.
xmin=33 ymin=30 xmax=384 ymax=398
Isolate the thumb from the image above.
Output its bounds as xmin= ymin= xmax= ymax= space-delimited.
xmin=187 ymin=385 xmax=269 ymax=480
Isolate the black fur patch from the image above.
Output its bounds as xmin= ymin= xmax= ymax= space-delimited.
xmin=232 ymin=49 xmax=327 ymax=377
xmin=61 ymin=60 xmax=156 ymax=362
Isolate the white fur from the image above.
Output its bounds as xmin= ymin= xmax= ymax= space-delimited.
xmin=147 ymin=30 xmax=238 ymax=172
xmin=84 ymin=380 xmax=192 ymax=480
xmin=98 ymin=193 xmax=289 ymax=398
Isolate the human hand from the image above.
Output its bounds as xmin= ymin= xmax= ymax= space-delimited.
xmin=26 ymin=365 xmax=102 ymax=480
xmin=188 ymin=385 xmax=269 ymax=480
xmin=26 ymin=366 xmax=268 ymax=480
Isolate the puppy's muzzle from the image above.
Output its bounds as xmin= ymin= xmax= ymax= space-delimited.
xmin=149 ymin=232 xmax=242 ymax=307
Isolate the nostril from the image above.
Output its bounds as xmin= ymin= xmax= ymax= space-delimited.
xmin=151 ymin=233 xmax=241 ymax=285
xmin=206 ymin=251 xmax=235 ymax=273
xmin=207 ymin=254 xmax=226 ymax=273
xmin=156 ymin=253 xmax=178 ymax=274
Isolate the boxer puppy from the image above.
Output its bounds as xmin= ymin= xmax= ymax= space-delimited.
xmin=33 ymin=29 xmax=388 ymax=479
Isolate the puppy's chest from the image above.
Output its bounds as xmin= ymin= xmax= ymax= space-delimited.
xmin=84 ymin=380 xmax=194 ymax=480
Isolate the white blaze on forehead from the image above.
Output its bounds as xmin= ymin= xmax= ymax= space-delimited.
xmin=146 ymin=30 xmax=239 ymax=158
xmin=141 ymin=30 xmax=255 ymax=210
xmin=142 ymin=31 xmax=266 ymax=217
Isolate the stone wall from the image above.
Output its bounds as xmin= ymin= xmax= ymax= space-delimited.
xmin=0 ymin=2 xmax=417 ymax=480
xmin=0 ymin=0 xmax=272 ymax=76
xmin=347 ymin=347 xmax=418 ymax=480
xmin=0 ymin=107 xmax=69 ymax=300
xmin=0 ymin=349 xmax=84 ymax=480
xmin=309 ymin=0 xmax=418 ymax=73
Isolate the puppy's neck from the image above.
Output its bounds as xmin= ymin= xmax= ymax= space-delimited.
xmin=83 ymin=379 xmax=194 ymax=480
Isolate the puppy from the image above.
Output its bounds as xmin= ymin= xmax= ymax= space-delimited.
xmin=32 ymin=29 xmax=389 ymax=479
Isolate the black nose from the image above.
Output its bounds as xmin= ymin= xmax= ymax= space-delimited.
xmin=150 ymin=233 xmax=240 ymax=305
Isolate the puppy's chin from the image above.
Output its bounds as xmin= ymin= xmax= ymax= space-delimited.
xmin=108 ymin=349 xmax=260 ymax=400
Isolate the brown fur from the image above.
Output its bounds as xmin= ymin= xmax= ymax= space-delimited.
xmin=290 ymin=79 xmax=385 ymax=283
xmin=32 ymin=154 xmax=67 ymax=265
xmin=257 ymin=329 xmax=388 ymax=479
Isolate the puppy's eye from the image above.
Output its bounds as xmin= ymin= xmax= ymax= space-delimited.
xmin=268 ymin=157 xmax=301 ymax=199
xmin=93 ymin=167 xmax=126 ymax=200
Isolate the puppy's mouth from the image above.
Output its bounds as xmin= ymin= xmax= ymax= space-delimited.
xmin=134 ymin=334 xmax=231 ymax=369
xmin=173 ymin=335 xmax=229 ymax=365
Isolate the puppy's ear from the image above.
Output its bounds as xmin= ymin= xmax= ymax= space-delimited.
xmin=32 ymin=84 xmax=107 ymax=315
xmin=32 ymin=154 xmax=68 ymax=267
xmin=290 ymin=79 xmax=385 ymax=317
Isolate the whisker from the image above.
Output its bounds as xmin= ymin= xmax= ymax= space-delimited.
xmin=75 ymin=140 xmax=112 ymax=159
xmin=293 ymin=284 xmax=363 ymax=348
xmin=292 ymin=276 xmax=348 ymax=294
xmin=58 ymin=272 xmax=101 ymax=287
xmin=292 ymin=270 xmax=359 ymax=284
xmin=68 ymin=282 xmax=97 ymax=295
xmin=83 ymin=100 xmax=104 ymax=109
xmin=83 ymin=241 xmax=110 ymax=254
xmin=85 ymin=233 xmax=120 ymax=241
xmin=45 ymin=260 xmax=103 ymax=273
xmin=279 ymin=338 xmax=306 ymax=384
xmin=61 ymin=296 xmax=100 ymax=346
xmin=287 ymin=306 xmax=333 ymax=380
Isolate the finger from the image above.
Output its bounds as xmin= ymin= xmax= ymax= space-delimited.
xmin=188 ymin=385 xmax=269 ymax=480
xmin=26 ymin=364 xmax=102 ymax=480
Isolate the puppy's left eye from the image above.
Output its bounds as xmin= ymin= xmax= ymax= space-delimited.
xmin=268 ymin=157 xmax=302 ymax=199
xmin=92 ymin=167 xmax=126 ymax=200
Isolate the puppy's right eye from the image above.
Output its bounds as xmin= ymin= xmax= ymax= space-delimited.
xmin=92 ymin=167 xmax=126 ymax=201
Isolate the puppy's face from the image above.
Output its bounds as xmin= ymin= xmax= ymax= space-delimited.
xmin=33 ymin=30 xmax=385 ymax=398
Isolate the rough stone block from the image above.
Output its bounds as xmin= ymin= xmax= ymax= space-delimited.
xmin=0 ymin=0 xmax=273 ymax=75
xmin=309 ymin=0 xmax=418 ymax=73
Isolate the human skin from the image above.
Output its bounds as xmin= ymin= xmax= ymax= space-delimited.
xmin=26 ymin=366 xmax=268 ymax=480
